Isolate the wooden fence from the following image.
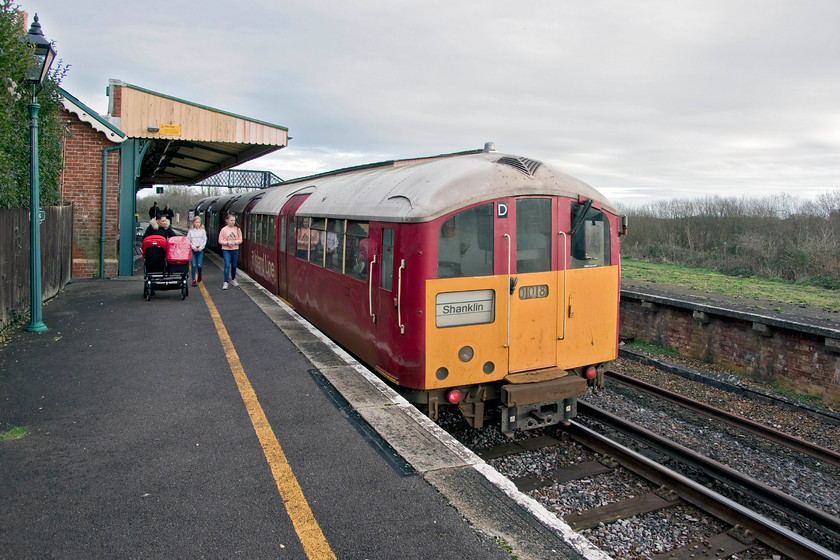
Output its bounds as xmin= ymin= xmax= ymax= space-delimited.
xmin=0 ymin=204 xmax=73 ymax=330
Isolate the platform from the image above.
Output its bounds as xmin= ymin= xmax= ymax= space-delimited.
xmin=0 ymin=254 xmax=605 ymax=560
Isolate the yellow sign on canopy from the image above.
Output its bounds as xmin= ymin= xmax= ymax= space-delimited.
xmin=159 ymin=124 xmax=181 ymax=136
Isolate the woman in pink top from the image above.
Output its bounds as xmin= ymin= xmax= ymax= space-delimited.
xmin=218 ymin=213 xmax=243 ymax=289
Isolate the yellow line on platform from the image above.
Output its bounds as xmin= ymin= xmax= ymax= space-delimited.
xmin=199 ymin=282 xmax=336 ymax=560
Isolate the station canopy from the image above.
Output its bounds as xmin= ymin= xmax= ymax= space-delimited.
xmin=106 ymin=80 xmax=288 ymax=187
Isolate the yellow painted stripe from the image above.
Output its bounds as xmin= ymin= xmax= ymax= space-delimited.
xmin=199 ymin=282 xmax=336 ymax=560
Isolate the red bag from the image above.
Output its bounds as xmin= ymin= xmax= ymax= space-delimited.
xmin=166 ymin=236 xmax=190 ymax=265
xmin=142 ymin=235 xmax=167 ymax=257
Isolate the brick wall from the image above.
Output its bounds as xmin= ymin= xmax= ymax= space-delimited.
xmin=62 ymin=110 xmax=121 ymax=278
xmin=620 ymin=295 xmax=840 ymax=406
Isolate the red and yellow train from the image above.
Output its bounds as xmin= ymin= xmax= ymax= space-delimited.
xmin=192 ymin=144 xmax=626 ymax=433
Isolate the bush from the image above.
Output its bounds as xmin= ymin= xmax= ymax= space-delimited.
xmin=619 ymin=192 xmax=840 ymax=288
xmin=807 ymin=275 xmax=840 ymax=290
xmin=722 ymin=266 xmax=754 ymax=278
xmin=0 ymin=2 xmax=66 ymax=209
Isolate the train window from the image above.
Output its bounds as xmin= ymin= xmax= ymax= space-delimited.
xmin=325 ymin=220 xmax=345 ymax=273
xmin=266 ymin=216 xmax=275 ymax=249
xmin=255 ymin=215 xmax=264 ymax=246
xmin=437 ymin=204 xmax=494 ymax=278
xmin=381 ymin=228 xmax=394 ymax=290
xmin=279 ymin=216 xmax=287 ymax=253
xmin=570 ymin=202 xmax=610 ymax=268
xmin=516 ymin=198 xmax=551 ymax=273
xmin=295 ymin=217 xmax=318 ymax=260
xmin=309 ymin=218 xmax=325 ymax=266
xmin=344 ymin=221 xmax=369 ymax=280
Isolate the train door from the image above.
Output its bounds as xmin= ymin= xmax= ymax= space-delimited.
xmin=239 ymin=195 xmax=264 ymax=274
xmin=370 ymin=224 xmax=400 ymax=380
xmin=280 ymin=194 xmax=309 ymax=303
xmin=276 ymin=214 xmax=288 ymax=298
xmin=506 ymin=197 xmax=559 ymax=373
xmin=559 ymin=201 xmax=619 ymax=368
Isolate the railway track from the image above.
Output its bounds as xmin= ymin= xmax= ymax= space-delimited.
xmin=474 ymin=418 xmax=839 ymax=560
xmin=603 ymin=369 xmax=840 ymax=469
xmin=454 ymin=358 xmax=840 ymax=560
xmin=574 ymin=403 xmax=840 ymax=559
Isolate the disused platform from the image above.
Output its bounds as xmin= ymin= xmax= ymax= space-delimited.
xmin=0 ymin=254 xmax=604 ymax=560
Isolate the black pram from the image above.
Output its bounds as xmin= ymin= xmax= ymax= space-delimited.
xmin=141 ymin=235 xmax=189 ymax=301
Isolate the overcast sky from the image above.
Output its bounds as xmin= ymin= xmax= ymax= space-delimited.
xmin=18 ymin=0 xmax=840 ymax=205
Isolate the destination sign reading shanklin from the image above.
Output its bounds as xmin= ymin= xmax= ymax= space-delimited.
xmin=435 ymin=289 xmax=495 ymax=327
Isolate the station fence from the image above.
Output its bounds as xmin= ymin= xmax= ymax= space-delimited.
xmin=0 ymin=204 xmax=73 ymax=330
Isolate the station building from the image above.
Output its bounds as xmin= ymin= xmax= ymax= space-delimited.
xmin=59 ymin=80 xmax=288 ymax=278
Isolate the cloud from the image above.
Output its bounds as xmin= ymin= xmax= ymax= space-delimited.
xmin=19 ymin=0 xmax=840 ymax=204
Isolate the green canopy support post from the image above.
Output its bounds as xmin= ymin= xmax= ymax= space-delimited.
xmin=118 ymin=138 xmax=151 ymax=276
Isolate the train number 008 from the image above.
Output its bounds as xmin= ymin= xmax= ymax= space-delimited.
xmin=518 ymin=284 xmax=549 ymax=300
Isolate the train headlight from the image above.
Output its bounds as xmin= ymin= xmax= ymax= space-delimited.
xmin=436 ymin=367 xmax=449 ymax=380
xmin=446 ymin=389 xmax=462 ymax=404
xmin=585 ymin=366 xmax=597 ymax=379
xmin=458 ymin=346 xmax=474 ymax=362
xmin=483 ymin=361 xmax=495 ymax=374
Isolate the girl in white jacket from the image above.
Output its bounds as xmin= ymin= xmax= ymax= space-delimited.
xmin=187 ymin=216 xmax=207 ymax=286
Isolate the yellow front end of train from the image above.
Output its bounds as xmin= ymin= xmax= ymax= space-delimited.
xmin=424 ymin=264 xmax=619 ymax=432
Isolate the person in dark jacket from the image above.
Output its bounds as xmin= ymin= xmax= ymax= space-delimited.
xmin=162 ymin=204 xmax=175 ymax=221
xmin=143 ymin=213 xmax=176 ymax=239
xmin=148 ymin=201 xmax=159 ymax=219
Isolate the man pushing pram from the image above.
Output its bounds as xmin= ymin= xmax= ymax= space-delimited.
xmin=142 ymin=212 xmax=190 ymax=301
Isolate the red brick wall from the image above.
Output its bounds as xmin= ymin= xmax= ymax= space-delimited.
xmin=62 ymin=110 xmax=122 ymax=278
xmin=620 ymin=298 xmax=840 ymax=406
xmin=110 ymin=84 xmax=122 ymax=117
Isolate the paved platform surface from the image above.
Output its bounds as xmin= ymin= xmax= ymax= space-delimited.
xmin=1 ymin=254 xmax=602 ymax=560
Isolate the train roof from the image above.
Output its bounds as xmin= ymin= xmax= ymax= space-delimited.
xmin=250 ymin=149 xmax=617 ymax=223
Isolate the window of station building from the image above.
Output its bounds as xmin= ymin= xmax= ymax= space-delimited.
xmin=381 ymin=228 xmax=394 ymax=290
xmin=516 ymin=198 xmax=551 ymax=273
xmin=570 ymin=201 xmax=610 ymax=268
xmin=437 ymin=204 xmax=494 ymax=278
xmin=325 ymin=219 xmax=345 ymax=273
xmin=309 ymin=218 xmax=326 ymax=266
xmin=344 ymin=221 xmax=370 ymax=280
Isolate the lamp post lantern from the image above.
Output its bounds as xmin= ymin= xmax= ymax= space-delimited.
xmin=23 ymin=14 xmax=56 ymax=332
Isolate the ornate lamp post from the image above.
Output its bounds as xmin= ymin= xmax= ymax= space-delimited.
xmin=23 ymin=14 xmax=56 ymax=332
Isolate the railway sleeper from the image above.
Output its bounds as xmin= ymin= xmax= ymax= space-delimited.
xmin=564 ymin=486 xmax=680 ymax=530
xmin=513 ymin=459 xmax=616 ymax=492
xmin=477 ymin=434 xmax=564 ymax=461
xmin=650 ymin=525 xmax=755 ymax=560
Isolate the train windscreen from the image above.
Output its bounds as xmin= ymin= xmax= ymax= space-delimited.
xmin=437 ymin=204 xmax=494 ymax=278
xmin=571 ymin=202 xmax=610 ymax=268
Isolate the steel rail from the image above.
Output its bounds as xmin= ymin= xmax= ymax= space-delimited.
xmin=578 ymin=401 xmax=840 ymax=540
xmin=565 ymin=417 xmax=840 ymax=560
xmin=605 ymin=369 xmax=840 ymax=468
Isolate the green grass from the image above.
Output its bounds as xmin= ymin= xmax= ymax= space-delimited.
xmin=1 ymin=426 xmax=27 ymax=441
xmin=769 ymin=382 xmax=824 ymax=406
xmin=623 ymin=340 xmax=681 ymax=358
xmin=621 ymin=259 xmax=840 ymax=313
